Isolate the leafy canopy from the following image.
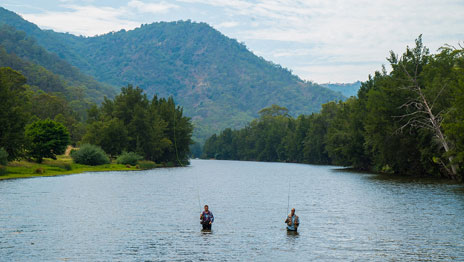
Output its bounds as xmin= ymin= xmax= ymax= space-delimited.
xmin=25 ymin=119 xmax=70 ymax=163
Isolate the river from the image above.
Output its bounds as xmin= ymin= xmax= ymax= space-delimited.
xmin=1 ymin=159 xmax=463 ymax=261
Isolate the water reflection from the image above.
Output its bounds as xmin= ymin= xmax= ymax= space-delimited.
xmin=286 ymin=230 xmax=299 ymax=236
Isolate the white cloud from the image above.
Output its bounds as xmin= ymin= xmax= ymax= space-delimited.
xmin=21 ymin=5 xmax=139 ymax=36
xmin=19 ymin=1 xmax=179 ymax=36
xmin=294 ymin=64 xmax=378 ymax=83
xmin=216 ymin=21 xmax=240 ymax=28
xmin=127 ymin=0 xmax=178 ymax=14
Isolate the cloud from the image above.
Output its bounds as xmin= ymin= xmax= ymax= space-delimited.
xmin=127 ymin=0 xmax=178 ymax=14
xmin=21 ymin=5 xmax=140 ymax=36
xmin=215 ymin=21 xmax=239 ymax=28
xmin=294 ymin=64 xmax=377 ymax=83
xmin=19 ymin=1 xmax=179 ymax=36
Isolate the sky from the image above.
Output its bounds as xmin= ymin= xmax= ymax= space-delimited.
xmin=2 ymin=0 xmax=464 ymax=83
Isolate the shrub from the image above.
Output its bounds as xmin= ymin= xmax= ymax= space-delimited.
xmin=138 ymin=160 xmax=159 ymax=170
xmin=71 ymin=144 xmax=110 ymax=166
xmin=116 ymin=151 xmax=143 ymax=166
xmin=0 ymin=148 xmax=8 ymax=166
xmin=35 ymin=168 xmax=44 ymax=174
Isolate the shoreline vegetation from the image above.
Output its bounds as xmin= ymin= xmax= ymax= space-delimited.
xmin=202 ymin=37 xmax=464 ymax=182
xmin=1 ymin=67 xmax=193 ymax=178
xmin=0 ymin=154 xmax=166 ymax=181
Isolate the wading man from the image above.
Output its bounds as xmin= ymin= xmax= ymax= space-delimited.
xmin=285 ymin=208 xmax=299 ymax=231
xmin=200 ymin=205 xmax=214 ymax=230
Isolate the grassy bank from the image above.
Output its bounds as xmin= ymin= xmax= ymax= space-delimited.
xmin=0 ymin=155 xmax=162 ymax=180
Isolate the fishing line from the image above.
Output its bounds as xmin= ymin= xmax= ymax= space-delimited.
xmin=172 ymin=107 xmax=183 ymax=168
xmin=287 ymin=174 xmax=291 ymax=216
xmin=172 ymin=104 xmax=201 ymax=214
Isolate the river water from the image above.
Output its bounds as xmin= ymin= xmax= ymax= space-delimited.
xmin=1 ymin=160 xmax=463 ymax=261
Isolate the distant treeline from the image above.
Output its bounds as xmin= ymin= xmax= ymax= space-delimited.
xmin=0 ymin=67 xmax=192 ymax=166
xmin=203 ymin=37 xmax=464 ymax=181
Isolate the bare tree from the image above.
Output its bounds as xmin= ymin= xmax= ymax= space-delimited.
xmin=389 ymin=36 xmax=457 ymax=179
xmin=392 ymin=37 xmax=457 ymax=179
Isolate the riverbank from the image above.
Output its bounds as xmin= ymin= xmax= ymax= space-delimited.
xmin=0 ymin=155 xmax=162 ymax=180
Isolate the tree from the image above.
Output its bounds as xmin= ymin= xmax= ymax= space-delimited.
xmin=82 ymin=85 xmax=193 ymax=165
xmin=258 ymin=104 xmax=289 ymax=118
xmin=25 ymin=119 xmax=70 ymax=163
xmin=0 ymin=67 xmax=29 ymax=160
xmin=83 ymin=119 xmax=128 ymax=158
xmin=390 ymin=36 xmax=458 ymax=179
xmin=441 ymin=47 xmax=464 ymax=181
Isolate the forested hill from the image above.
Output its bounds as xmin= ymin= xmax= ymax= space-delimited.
xmin=0 ymin=7 xmax=344 ymax=141
xmin=321 ymin=81 xmax=361 ymax=97
xmin=0 ymin=25 xmax=117 ymax=105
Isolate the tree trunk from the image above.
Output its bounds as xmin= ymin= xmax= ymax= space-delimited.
xmin=419 ymin=89 xmax=458 ymax=179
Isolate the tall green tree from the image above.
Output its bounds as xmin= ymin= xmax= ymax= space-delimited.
xmin=83 ymin=119 xmax=128 ymax=158
xmin=441 ymin=47 xmax=464 ymax=180
xmin=25 ymin=119 xmax=70 ymax=163
xmin=82 ymin=85 xmax=192 ymax=165
xmin=0 ymin=67 xmax=29 ymax=160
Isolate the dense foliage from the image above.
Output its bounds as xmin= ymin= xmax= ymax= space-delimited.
xmin=0 ymin=66 xmax=192 ymax=166
xmin=0 ymin=25 xmax=118 ymax=144
xmin=25 ymin=119 xmax=70 ymax=163
xmin=0 ymin=7 xmax=344 ymax=142
xmin=203 ymin=38 xmax=464 ymax=181
xmin=0 ymin=148 xmax=8 ymax=165
xmin=71 ymin=144 xmax=110 ymax=166
xmin=0 ymin=67 xmax=29 ymax=160
xmin=0 ymin=24 xmax=117 ymax=104
xmin=83 ymin=85 xmax=193 ymax=165
xmin=116 ymin=152 xmax=143 ymax=166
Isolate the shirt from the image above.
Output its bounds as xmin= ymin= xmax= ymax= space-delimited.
xmin=286 ymin=215 xmax=299 ymax=230
xmin=201 ymin=211 xmax=214 ymax=223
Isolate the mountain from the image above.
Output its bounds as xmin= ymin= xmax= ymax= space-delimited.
xmin=0 ymin=24 xmax=117 ymax=105
xmin=0 ymin=7 xmax=345 ymax=141
xmin=321 ymin=81 xmax=361 ymax=98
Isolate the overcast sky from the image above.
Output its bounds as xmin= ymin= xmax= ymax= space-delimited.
xmin=2 ymin=0 xmax=464 ymax=83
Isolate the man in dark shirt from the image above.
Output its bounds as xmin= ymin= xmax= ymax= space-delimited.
xmin=200 ymin=205 xmax=214 ymax=230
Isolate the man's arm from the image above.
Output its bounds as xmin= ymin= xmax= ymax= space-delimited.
xmin=210 ymin=212 xmax=214 ymax=223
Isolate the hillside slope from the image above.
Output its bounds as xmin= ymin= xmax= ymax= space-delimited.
xmin=0 ymin=24 xmax=117 ymax=104
xmin=321 ymin=81 xmax=361 ymax=97
xmin=0 ymin=7 xmax=344 ymax=141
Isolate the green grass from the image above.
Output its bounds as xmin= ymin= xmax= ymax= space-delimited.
xmin=0 ymin=155 xmax=161 ymax=180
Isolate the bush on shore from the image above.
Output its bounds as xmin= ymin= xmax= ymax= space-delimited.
xmin=71 ymin=144 xmax=110 ymax=166
xmin=117 ymin=152 xmax=143 ymax=166
xmin=138 ymin=160 xmax=159 ymax=170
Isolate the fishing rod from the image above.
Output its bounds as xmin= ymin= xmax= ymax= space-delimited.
xmin=287 ymin=175 xmax=291 ymax=216
xmin=172 ymin=107 xmax=201 ymax=214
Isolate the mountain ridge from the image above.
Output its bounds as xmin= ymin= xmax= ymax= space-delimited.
xmin=0 ymin=7 xmax=345 ymax=141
